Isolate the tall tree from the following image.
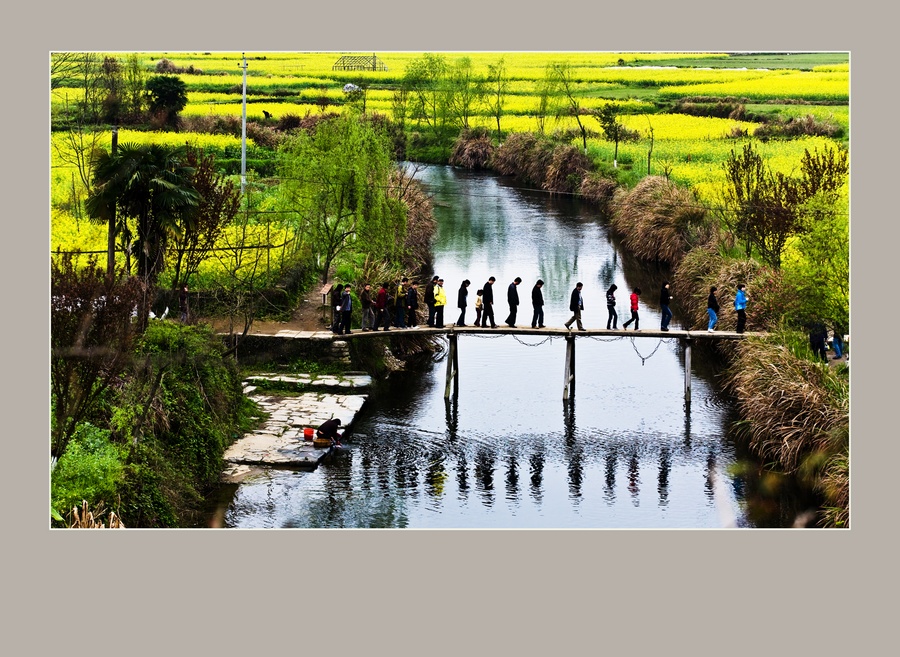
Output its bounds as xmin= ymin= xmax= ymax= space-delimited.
xmin=548 ymin=62 xmax=589 ymax=154
xmin=169 ymin=146 xmax=241 ymax=289
xmin=86 ymin=143 xmax=199 ymax=284
xmin=278 ymin=115 xmax=396 ymax=283
xmin=446 ymin=57 xmax=484 ymax=131
xmin=403 ymin=53 xmax=449 ymax=137
xmin=146 ymin=75 xmax=188 ymax=129
xmin=591 ymin=103 xmax=640 ymax=168
xmin=485 ymin=57 xmax=510 ymax=141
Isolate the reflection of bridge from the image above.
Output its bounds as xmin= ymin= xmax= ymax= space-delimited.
xmin=334 ymin=326 xmax=760 ymax=404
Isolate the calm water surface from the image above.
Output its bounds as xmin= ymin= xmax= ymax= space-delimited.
xmin=223 ymin=165 xmax=807 ymax=529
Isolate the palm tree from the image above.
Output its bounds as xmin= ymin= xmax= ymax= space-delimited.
xmin=86 ymin=143 xmax=199 ymax=283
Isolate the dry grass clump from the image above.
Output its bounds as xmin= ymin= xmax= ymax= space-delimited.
xmin=610 ymin=176 xmax=710 ymax=266
xmin=492 ymin=132 xmax=555 ymax=188
xmin=246 ymin=122 xmax=282 ymax=149
xmin=544 ymin=144 xmax=591 ymax=195
xmin=725 ymin=337 xmax=849 ymax=526
xmin=449 ymin=128 xmax=495 ymax=170
xmin=68 ymin=500 xmax=126 ymax=528
xmin=754 ymin=114 xmax=842 ymax=139
xmin=579 ymin=173 xmax=619 ymax=215
xmin=180 ymin=114 xmax=242 ymax=136
xmin=673 ymin=249 xmax=795 ymax=332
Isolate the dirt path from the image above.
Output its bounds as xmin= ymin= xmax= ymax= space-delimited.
xmin=201 ymin=288 xmax=334 ymax=335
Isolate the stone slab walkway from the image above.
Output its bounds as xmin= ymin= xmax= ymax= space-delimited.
xmin=221 ymin=375 xmax=371 ymax=484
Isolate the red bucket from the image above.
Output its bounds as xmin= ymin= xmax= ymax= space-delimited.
xmin=303 ymin=427 xmax=315 ymax=441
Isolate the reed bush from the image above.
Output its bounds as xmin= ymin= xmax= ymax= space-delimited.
xmin=578 ymin=173 xmax=618 ymax=215
xmin=724 ymin=336 xmax=848 ymax=527
xmin=449 ymin=128 xmax=495 ymax=170
xmin=673 ymin=249 xmax=798 ymax=332
xmin=543 ymin=144 xmax=591 ymax=194
xmin=609 ymin=176 xmax=710 ymax=266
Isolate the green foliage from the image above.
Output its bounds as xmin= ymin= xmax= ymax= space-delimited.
xmin=278 ymin=114 xmax=400 ymax=284
xmin=146 ymin=75 xmax=189 ymax=128
xmin=51 ymin=423 xmax=126 ymax=524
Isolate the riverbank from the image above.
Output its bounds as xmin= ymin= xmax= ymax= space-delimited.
xmin=221 ymin=372 xmax=373 ymax=485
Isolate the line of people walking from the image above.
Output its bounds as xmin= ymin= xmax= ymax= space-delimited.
xmin=331 ymin=275 xmax=751 ymax=334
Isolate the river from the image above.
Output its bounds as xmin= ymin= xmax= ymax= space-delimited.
xmin=219 ymin=164 xmax=819 ymax=529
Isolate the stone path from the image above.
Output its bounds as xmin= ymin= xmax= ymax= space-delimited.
xmin=220 ymin=372 xmax=372 ymax=483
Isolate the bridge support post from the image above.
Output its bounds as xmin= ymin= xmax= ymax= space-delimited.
xmin=444 ymin=333 xmax=459 ymax=399
xmin=683 ymin=336 xmax=692 ymax=405
xmin=563 ymin=335 xmax=576 ymax=400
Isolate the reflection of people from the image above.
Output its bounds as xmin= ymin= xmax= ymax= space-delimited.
xmin=734 ymin=284 xmax=748 ymax=334
xmin=564 ymin=282 xmax=585 ymax=331
xmin=707 ymin=286 xmax=719 ymax=332
xmin=179 ymin=284 xmax=189 ymax=323
xmin=531 ymin=279 xmax=545 ymax=328
xmin=622 ymin=287 xmax=641 ymax=330
xmin=316 ymin=418 xmax=343 ymax=446
xmin=659 ymin=281 xmax=673 ymax=331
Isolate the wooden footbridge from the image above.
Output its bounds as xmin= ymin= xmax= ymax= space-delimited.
xmin=329 ymin=325 xmax=759 ymax=404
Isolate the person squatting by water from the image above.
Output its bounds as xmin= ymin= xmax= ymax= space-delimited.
xmin=622 ymin=287 xmax=641 ymax=330
xmin=474 ymin=289 xmax=484 ymax=327
xmin=482 ymin=277 xmax=497 ymax=328
xmin=433 ymin=278 xmax=447 ymax=327
xmin=734 ymin=283 xmax=748 ymax=334
xmin=659 ymin=281 xmax=673 ymax=331
xmin=456 ymin=279 xmax=470 ymax=326
xmin=531 ymin=279 xmax=545 ymax=328
xmin=606 ymin=283 xmax=618 ymax=330
xmin=316 ymin=417 xmax=343 ymax=447
xmin=565 ymin=282 xmax=585 ymax=331
xmin=505 ymin=277 xmax=521 ymax=327
xmin=707 ymin=286 xmax=719 ymax=332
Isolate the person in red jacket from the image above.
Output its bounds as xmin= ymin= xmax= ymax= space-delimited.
xmin=375 ymin=282 xmax=391 ymax=331
xmin=622 ymin=287 xmax=641 ymax=330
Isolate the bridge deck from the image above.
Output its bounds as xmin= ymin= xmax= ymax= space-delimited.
xmin=330 ymin=326 xmax=759 ymax=340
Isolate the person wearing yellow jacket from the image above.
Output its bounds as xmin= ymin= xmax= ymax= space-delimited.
xmin=433 ymin=278 xmax=447 ymax=328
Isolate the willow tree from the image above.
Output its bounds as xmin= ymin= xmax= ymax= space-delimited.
xmin=278 ymin=114 xmax=399 ymax=284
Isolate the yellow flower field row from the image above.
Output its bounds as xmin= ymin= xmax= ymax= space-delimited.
xmin=659 ymin=71 xmax=848 ymax=101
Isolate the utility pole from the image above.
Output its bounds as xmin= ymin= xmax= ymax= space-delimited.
xmin=240 ymin=53 xmax=248 ymax=195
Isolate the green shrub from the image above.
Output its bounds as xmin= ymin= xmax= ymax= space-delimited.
xmin=51 ymin=423 xmax=125 ymax=525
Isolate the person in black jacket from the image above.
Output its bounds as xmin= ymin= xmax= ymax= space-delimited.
xmin=531 ymin=279 xmax=545 ymax=328
xmin=316 ymin=417 xmax=343 ymax=447
xmin=482 ymin=276 xmax=497 ymax=328
xmin=424 ymin=275 xmax=439 ymax=326
xmin=456 ymin=279 xmax=470 ymax=326
xmin=606 ymin=283 xmax=618 ymax=330
xmin=406 ymin=281 xmax=419 ymax=328
xmin=706 ymin=286 xmax=719 ymax=332
xmin=660 ymin=281 xmax=673 ymax=331
xmin=564 ymin=282 xmax=585 ymax=331
xmin=505 ymin=277 xmax=522 ymax=327
xmin=338 ymin=284 xmax=353 ymax=335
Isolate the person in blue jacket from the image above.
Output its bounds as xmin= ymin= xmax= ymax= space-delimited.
xmin=734 ymin=284 xmax=748 ymax=333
